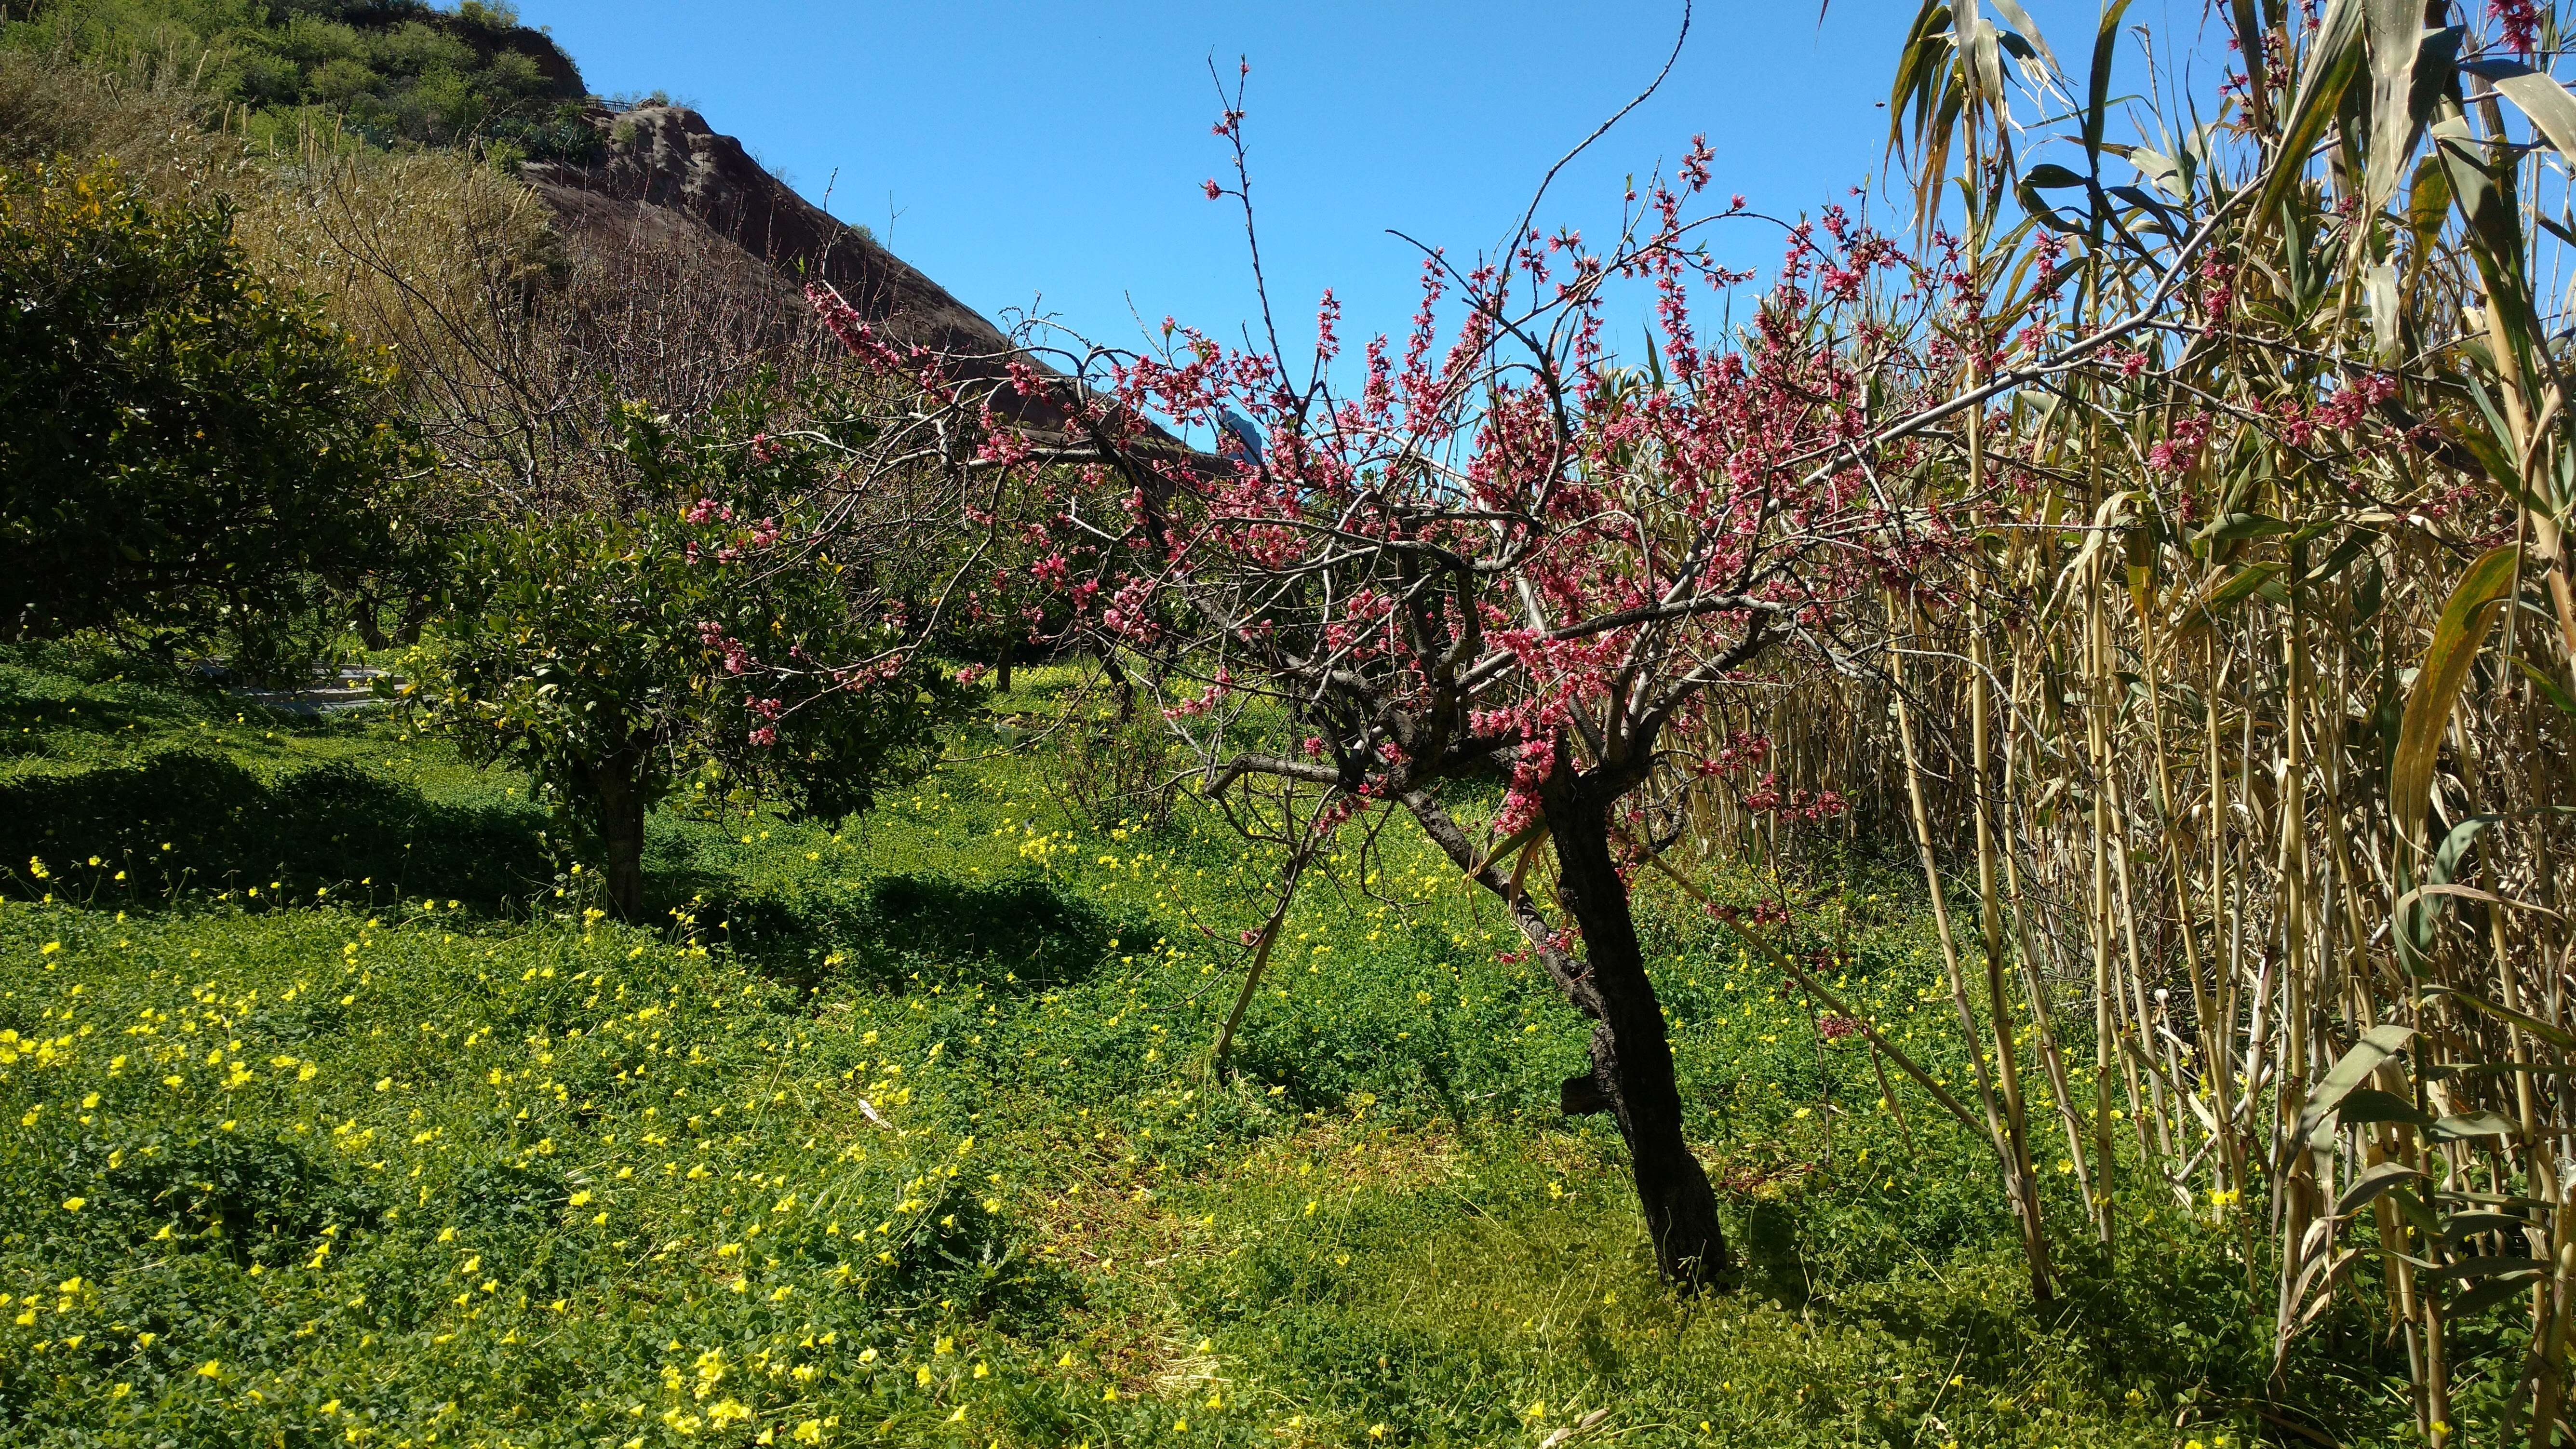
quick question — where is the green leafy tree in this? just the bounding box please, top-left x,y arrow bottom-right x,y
410,396 -> 961,917
0,158 -> 420,676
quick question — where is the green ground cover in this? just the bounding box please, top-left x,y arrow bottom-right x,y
0,647 -> 2398,1447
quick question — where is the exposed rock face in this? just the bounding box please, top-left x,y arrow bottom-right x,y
519,104 -> 1032,401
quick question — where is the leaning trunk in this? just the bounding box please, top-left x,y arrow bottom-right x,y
1549,792 -> 1729,1286
589,761 -> 648,920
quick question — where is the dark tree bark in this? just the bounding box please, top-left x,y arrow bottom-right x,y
354,591 -> 391,652
994,648 -> 1013,696
1545,782 -> 1729,1287
588,760 -> 648,920
1096,647 -> 1137,723
394,591 -> 437,648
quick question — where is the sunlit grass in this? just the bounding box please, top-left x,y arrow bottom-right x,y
0,649 -> 2350,1447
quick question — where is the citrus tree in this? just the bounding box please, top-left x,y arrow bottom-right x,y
0,159 -> 420,676
411,395 -> 961,917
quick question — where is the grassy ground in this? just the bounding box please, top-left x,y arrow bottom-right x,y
0,646 -> 2418,1447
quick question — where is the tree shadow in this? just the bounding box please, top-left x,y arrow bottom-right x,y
0,748 -> 557,909
672,870 -> 1135,995
1699,1195 -> 2411,1446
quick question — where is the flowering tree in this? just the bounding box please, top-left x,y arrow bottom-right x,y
808,71 -> 1991,1283
803,27 -> 2266,1280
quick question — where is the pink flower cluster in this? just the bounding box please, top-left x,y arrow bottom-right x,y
2276,374 -> 2400,447
2148,414 -> 2212,473
697,621 -> 752,675
2491,0 -> 2542,54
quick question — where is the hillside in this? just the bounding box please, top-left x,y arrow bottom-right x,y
518,100 -> 1073,429
0,0 -> 1063,427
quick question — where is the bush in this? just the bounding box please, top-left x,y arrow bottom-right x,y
1040,711 -> 1178,831
0,159 -> 419,678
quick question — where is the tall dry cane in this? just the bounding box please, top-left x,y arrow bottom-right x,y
1998,645 -> 2101,1227
2084,553 -> 2120,1241
1959,279 -> 2058,1281
2132,565 -> 2241,1204
1890,590 -> 2053,1301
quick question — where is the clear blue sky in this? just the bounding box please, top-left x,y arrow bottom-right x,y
512,1 -> 2132,366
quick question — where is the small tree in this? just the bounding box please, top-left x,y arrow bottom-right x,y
411,394 -> 961,916
0,159 -> 419,675
802,69 -> 2053,1284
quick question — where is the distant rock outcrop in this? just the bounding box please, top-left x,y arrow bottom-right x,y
519,103 -> 1050,420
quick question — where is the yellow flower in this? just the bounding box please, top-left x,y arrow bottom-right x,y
197,1360 -> 222,1379
61,1197 -> 85,1211
791,1422 -> 824,1445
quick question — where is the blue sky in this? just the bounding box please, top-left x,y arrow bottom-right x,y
513,1 -> 2172,370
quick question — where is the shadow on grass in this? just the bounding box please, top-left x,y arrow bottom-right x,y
681,870 -> 1139,995
0,748 -> 557,909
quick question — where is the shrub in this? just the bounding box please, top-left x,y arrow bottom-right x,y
0,159 -> 420,678
1039,711 -> 1178,831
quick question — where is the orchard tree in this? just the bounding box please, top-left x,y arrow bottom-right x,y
0,159 -> 421,676
805,54 -> 2180,1284
818,134 -> 1956,1285
409,392 -> 962,917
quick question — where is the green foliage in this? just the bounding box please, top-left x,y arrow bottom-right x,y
409,394 -> 963,913
1,0 -> 602,163
0,651 -> 2423,1446
0,160 -> 418,679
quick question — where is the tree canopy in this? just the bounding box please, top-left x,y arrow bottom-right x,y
0,159 -> 419,676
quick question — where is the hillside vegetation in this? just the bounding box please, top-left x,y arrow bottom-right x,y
3,0 -> 596,162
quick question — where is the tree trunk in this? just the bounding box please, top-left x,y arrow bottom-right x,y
995,649 -> 1014,695
1548,790 -> 1730,1287
1097,647 -> 1137,723
394,590 -> 437,648
354,592 -> 391,652
589,762 -> 648,920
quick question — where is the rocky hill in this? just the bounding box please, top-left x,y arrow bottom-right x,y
518,101 -> 1096,433
522,103 -> 1019,370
